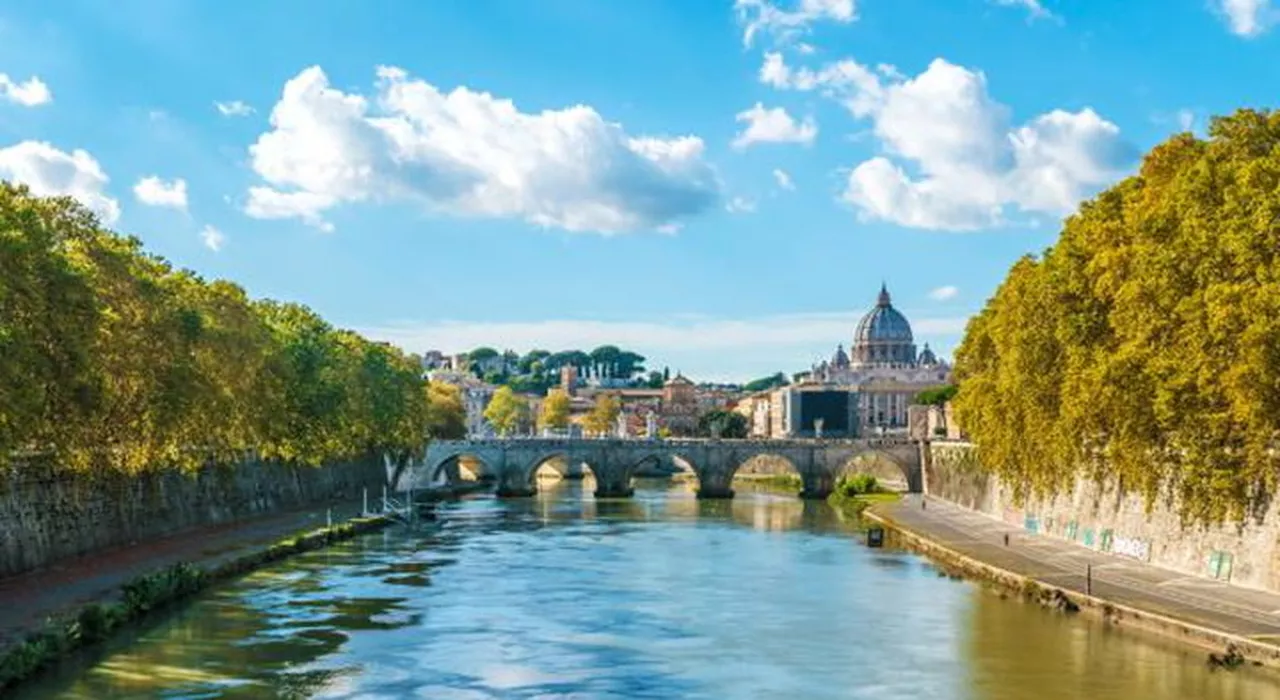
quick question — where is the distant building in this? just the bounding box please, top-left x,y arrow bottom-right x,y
660,374 -> 698,436
805,284 -> 953,433
420,350 -> 447,371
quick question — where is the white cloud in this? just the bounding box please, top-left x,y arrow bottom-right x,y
0,73 -> 51,106
732,103 -> 817,149
992,0 -> 1055,21
133,176 -> 188,210
200,224 -> 225,251
0,141 -> 119,223
1177,109 -> 1196,132
763,53 -> 1135,230
773,168 -> 795,190
215,100 -> 255,117
358,310 -> 967,382
244,65 -> 720,234
725,196 -> 757,213
1216,0 -> 1275,37
734,0 -> 857,47
929,285 -> 958,301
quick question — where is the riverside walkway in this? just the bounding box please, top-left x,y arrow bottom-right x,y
0,500 -> 366,647
873,495 -> 1280,641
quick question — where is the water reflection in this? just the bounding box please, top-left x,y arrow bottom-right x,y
16,480 -> 1280,700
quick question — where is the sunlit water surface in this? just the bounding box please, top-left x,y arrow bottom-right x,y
16,479 -> 1280,699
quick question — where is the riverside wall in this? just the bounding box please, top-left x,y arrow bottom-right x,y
927,441 -> 1280,592
0,456 -> 385,578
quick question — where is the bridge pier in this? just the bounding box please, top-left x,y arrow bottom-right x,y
695,486 -> 735,500
800,471 -> 834,500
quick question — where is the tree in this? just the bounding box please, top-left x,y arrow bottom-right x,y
0,183 -> 437,477
582,393 -> 621,435
663,366 -> 671,381
697,409 -> 748,439
915,385 -> 958,406
425,382 -> 467,440
483,386 -> 527,436
539,389 -> 571,431
744,372 -> 789,393
953,109 -> 1280,525
590,345 -> 621,379
645,370 -> 664,389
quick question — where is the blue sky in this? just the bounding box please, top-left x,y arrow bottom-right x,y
1,0 -> 1278,381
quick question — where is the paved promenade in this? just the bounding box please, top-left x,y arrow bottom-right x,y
875,495 -> 1280,640
0,500 -> 365,647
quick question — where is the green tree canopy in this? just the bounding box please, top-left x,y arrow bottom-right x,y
744,372 -> 789,393
582,393 -> 621,435
483,386 -> 527,436
953,109 -> 1280,525
915,385 -> 958,407
0,182 -> 430,474
697,409 -> 748,439
538,388 -> 572,431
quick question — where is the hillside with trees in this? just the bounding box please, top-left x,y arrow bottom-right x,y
0,183 -> 461,474
952,110 -> 1280,525
461,345 -> 667,394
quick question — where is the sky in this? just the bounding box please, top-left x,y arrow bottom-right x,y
1,0 -> 1278,382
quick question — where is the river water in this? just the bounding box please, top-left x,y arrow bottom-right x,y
16,479 -> 1280,699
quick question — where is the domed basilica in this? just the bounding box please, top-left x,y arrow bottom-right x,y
751,285 -> 952,438
809,284 -> 950,430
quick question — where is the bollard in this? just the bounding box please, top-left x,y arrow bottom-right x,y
1003,533 -> 1010,547
1086,564 -> 1093,596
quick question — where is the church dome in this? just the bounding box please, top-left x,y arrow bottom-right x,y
919,343 -> 938,366
851,284 -> 917,366
854,285 -> 914,344
831,344 -> 850,368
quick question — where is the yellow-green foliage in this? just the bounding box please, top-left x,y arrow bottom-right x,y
0,183 -> 454,472
953,110 -> 1280,524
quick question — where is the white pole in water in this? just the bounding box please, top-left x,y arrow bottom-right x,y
383,485 -> 388,514
326,508 -> 332,529
363,488 -> 369,516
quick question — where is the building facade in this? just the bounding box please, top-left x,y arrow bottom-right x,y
767,284 -> 952,437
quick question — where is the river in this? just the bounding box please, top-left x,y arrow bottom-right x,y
15,479 -> 1280,699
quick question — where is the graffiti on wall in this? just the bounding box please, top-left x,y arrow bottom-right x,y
1110,535 -> 1151,561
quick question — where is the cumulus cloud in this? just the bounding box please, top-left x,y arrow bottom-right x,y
0,73 -> 51,106
200,225 -> 225,251
725,196 -> 757,213
215,100 -> 254,117
133,176 -> 188,210
243,65 -> 720,234
1215,0 -> 1275,37
732,103 -> 817,149
734,0 -> 857,47
929,285 -> 958,301
358,310 -> 966,382
763,52 -> 1136,230
773,168 -> 795,190
0,141 -> 119,223
992,0 -> 1055,21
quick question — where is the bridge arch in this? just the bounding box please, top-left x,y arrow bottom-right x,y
525,451 -> 596,485
429,452 -> 499,486
726,453 -> 804,495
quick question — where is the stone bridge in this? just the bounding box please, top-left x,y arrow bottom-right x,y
397,437 -> 923,499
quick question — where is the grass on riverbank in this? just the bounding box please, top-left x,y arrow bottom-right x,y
827,475 -> 901,516
0,515 -> 391,692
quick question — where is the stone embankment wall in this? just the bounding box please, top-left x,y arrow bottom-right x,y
0,456 -> 385,578
927,442 -> 1280,592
